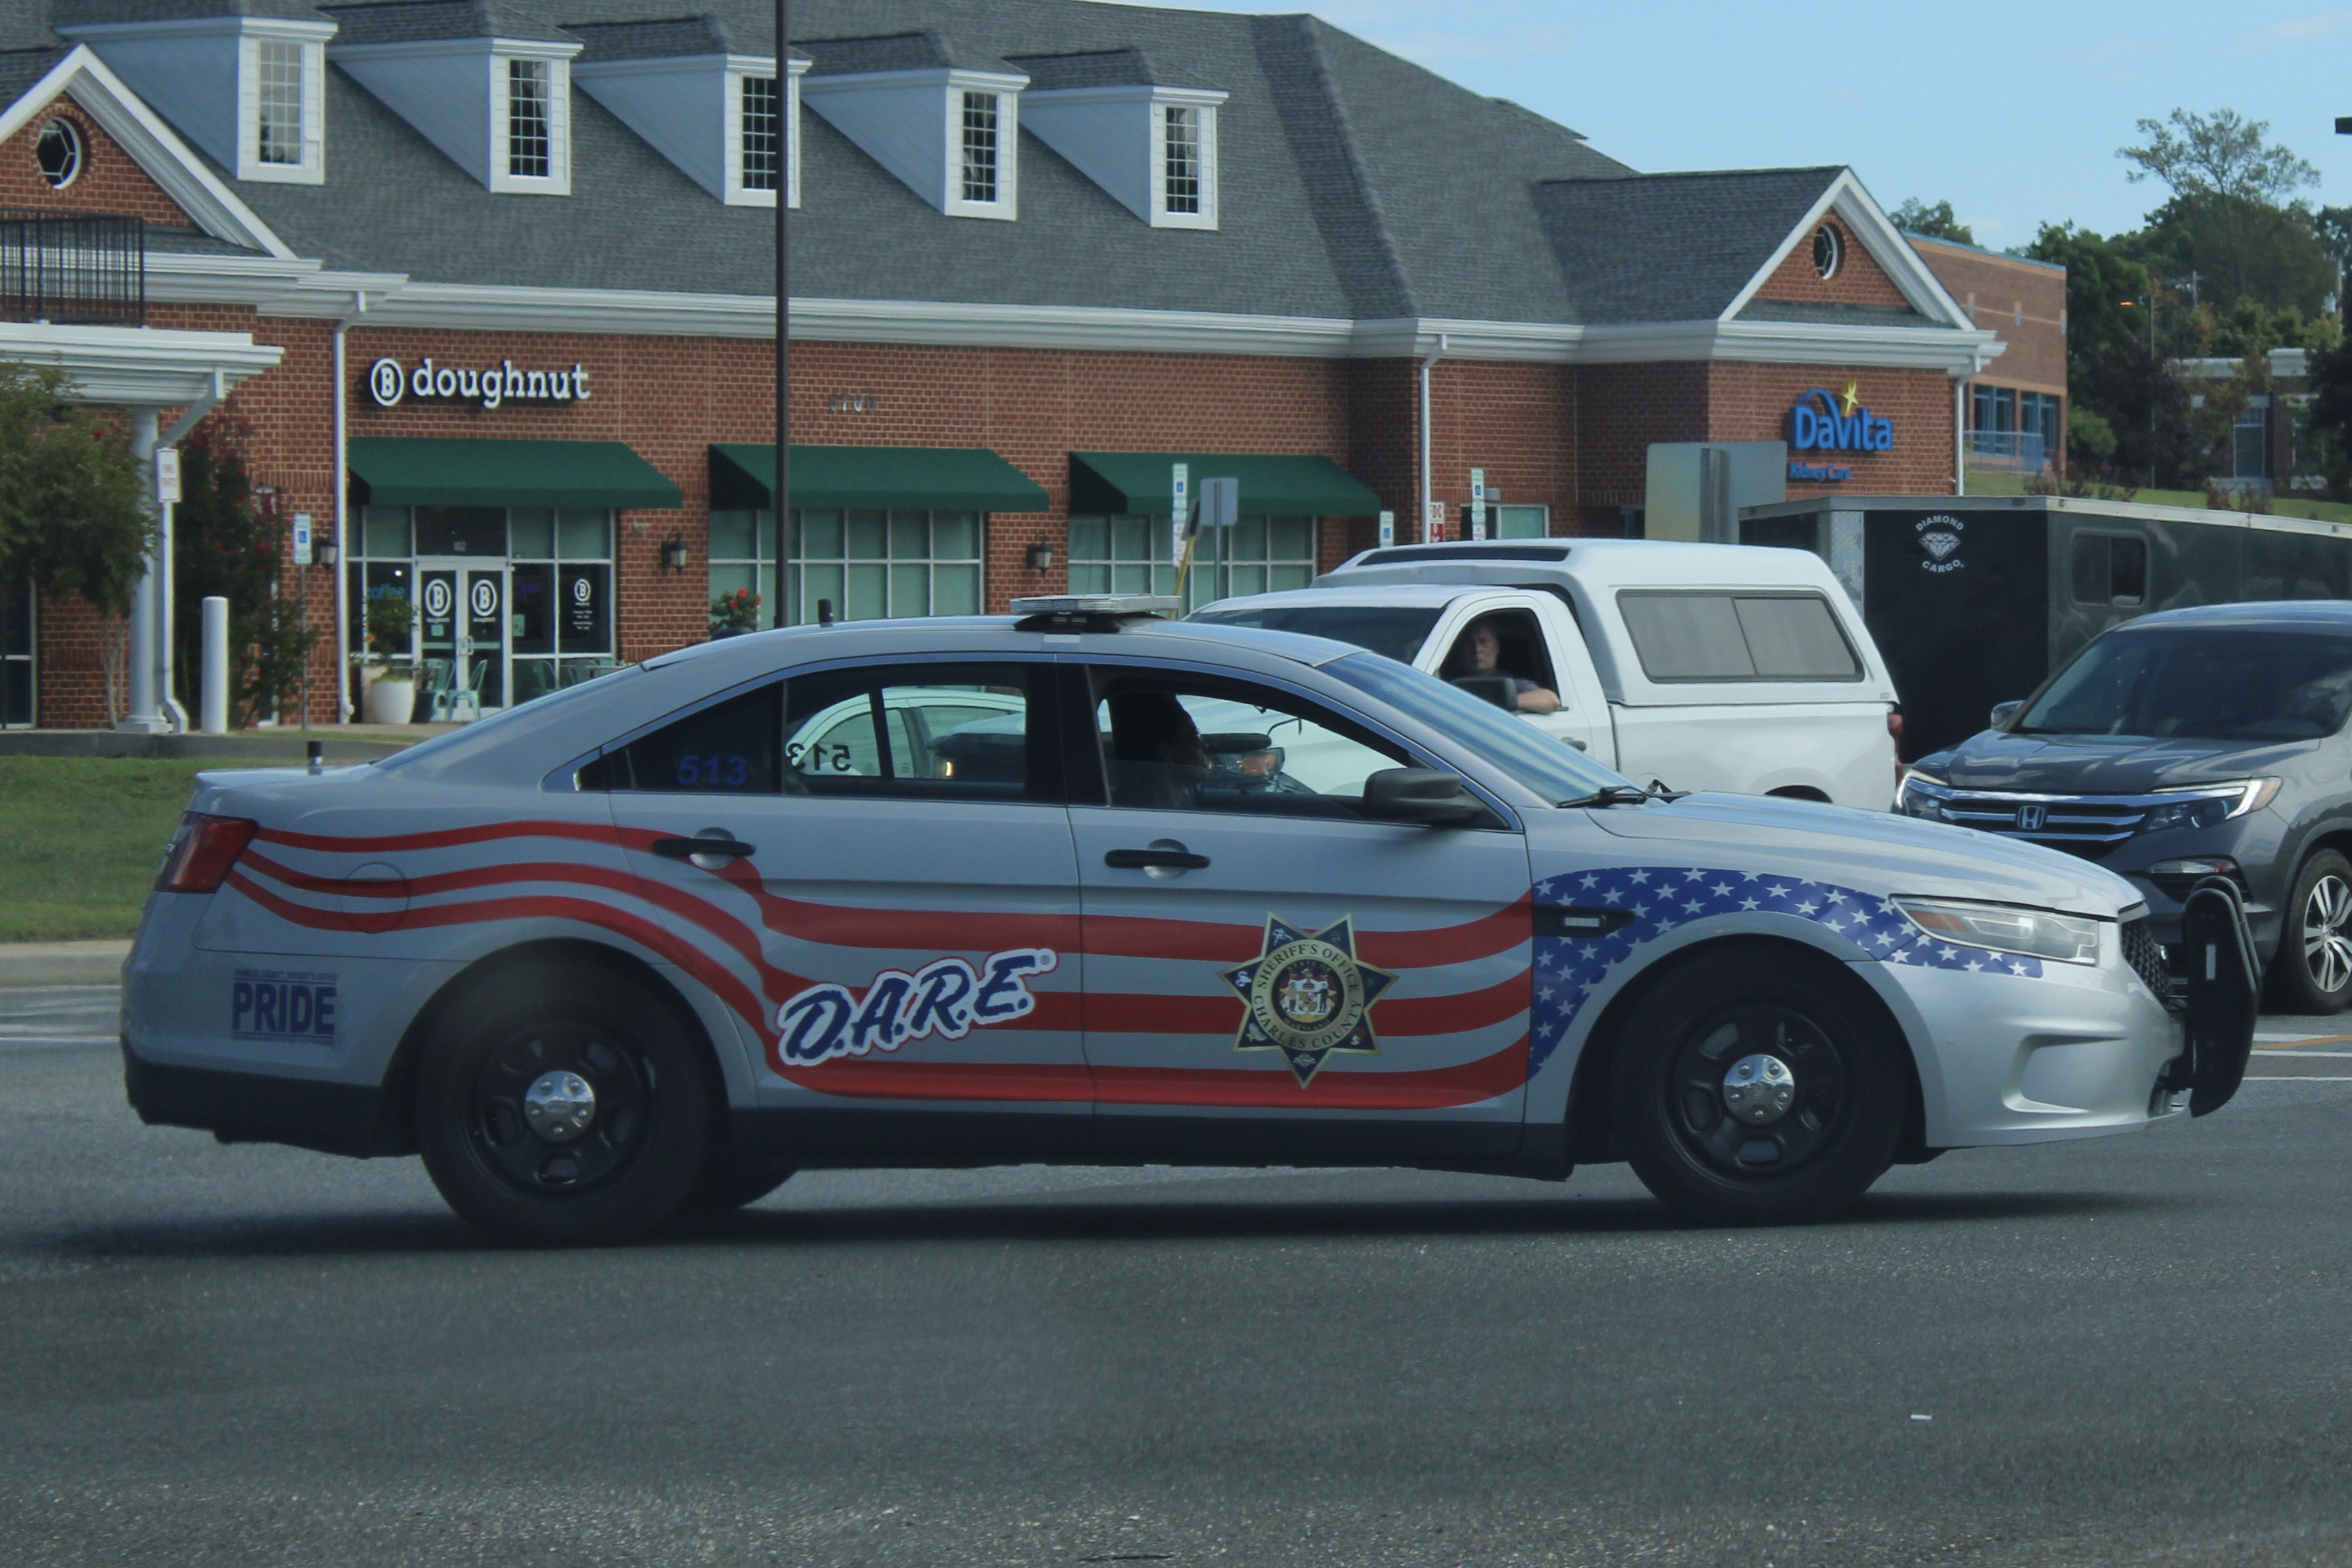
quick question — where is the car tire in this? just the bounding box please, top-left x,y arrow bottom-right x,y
1610,945 -> 1909,1226
2273,850 -> 2352,1015
416,964 -> 715,1246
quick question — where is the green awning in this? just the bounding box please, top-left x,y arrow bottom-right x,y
347,438 -> 682,510
1069,452 -> 1382,517
710,444 -> 1049,512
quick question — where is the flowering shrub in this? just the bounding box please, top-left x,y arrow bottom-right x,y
710,586 -> 762,636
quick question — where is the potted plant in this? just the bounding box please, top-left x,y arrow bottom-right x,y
709,586 -> 762,639
361,588 -> 418,724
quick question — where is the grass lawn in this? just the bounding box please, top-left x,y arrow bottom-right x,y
0,758 -> 280,942
1965,470 -> 2352,524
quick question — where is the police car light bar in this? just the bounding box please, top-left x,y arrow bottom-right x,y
1009,594 -> 1180,631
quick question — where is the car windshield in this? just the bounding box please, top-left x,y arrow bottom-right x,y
1322,651 -> 1632,804
2018,625 -> 2352,742
1189,603 -> 1442,665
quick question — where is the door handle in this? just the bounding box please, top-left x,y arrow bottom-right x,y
651,835 -> 758,860
1105,847 -> 1210,870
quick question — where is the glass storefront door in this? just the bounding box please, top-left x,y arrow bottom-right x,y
416,561 -> 508,717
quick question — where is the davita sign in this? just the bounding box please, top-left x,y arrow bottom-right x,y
1786,382 -> 1891,483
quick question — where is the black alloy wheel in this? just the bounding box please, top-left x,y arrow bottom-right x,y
418,964 -> 715,1245
1611,946 -> 1908,1225
2275,850 -> 2352,1015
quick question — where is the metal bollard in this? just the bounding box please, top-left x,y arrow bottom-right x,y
200,596 -> 229,735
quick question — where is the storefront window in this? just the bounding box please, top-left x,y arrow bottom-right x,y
349,504 -> 614,715
1495,504 -> 1548,540
782,509 -> 983,625
1067,514 -> 1315,610
1,577 -> 31,727
709,508 -> 778,629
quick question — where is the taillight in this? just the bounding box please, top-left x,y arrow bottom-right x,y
1887,710 -> 1904,740
156,813 -> 258,893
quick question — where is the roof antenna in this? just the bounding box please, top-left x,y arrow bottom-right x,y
817,598 -> 835,627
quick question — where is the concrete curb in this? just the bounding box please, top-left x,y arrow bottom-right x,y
0,941 -> 130,988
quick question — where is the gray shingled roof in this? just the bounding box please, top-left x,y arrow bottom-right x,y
321,0 -> 577,47
1537,168 -> 1847,323
3,0 -> 1951,335
53,0 -> 332,24
1005,47 -> 1215,93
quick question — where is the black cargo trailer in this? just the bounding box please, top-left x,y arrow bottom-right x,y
1738,494 -> 2352,759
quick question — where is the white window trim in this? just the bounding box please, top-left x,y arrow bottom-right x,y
1150,92 -> 1220,230
1020,83 -> 1225,230
717,55 -> 802,209
235,24 -> 329,183
945,81 -> 1017,221
491,46 -> 571,195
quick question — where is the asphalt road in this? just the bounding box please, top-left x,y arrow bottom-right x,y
9,985 -> 2352,1568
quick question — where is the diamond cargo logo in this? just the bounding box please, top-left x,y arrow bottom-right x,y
1916,514 -> 1964,573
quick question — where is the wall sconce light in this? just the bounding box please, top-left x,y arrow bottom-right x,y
661,533 -> 688,573
314,537 -> 339,569
1026,541 -> 1055,571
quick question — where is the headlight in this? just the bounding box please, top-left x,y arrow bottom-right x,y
2137,778 -> 2279,835
1895,769 -> 1948,819
1894,897 -> 2102,965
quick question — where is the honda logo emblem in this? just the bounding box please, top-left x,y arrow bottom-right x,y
2017,804 -> 2047,832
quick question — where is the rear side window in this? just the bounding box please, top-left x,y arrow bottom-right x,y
583,663 -> 1051,800
1614,591 -> 1861,682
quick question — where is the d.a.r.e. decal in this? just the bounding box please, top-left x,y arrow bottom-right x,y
776,948 -> 1058,1065
1221,916 -> 1397,1086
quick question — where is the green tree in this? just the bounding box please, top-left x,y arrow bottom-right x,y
0,361 -> 150,618
2024,222 -> 2205,486
170,417 -> 316,726
2117,110 -> 2330,315
1890,197 -> 1974,245
2119,108 -> 2320,204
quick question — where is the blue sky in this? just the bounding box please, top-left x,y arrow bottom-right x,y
1132,0 -> 2352,249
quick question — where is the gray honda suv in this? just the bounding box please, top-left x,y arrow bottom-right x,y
1896,600 -> 2352,1012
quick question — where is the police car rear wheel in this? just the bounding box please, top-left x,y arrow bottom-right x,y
416,969 -> 715,1246
1612,947 -> 1906,1226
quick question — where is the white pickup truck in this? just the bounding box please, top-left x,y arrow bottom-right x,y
1191,539 -> 1902,808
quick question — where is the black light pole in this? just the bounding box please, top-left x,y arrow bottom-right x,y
775,0 -> 789,597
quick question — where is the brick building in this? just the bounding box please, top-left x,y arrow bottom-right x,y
1906,233 -> 2067,479
0,0 -> 2002,729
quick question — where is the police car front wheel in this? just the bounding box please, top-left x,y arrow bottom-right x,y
416,967 -> 717,1246
1610,947 -> 1907,1226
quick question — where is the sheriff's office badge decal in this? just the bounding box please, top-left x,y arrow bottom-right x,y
1220,915 -> 1397,1086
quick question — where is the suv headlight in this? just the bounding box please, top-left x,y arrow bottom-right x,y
1895,769 -> 1948,819
1894,897 -> 2103,965
2138,778 -> 2280,835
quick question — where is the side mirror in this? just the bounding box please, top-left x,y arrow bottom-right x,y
1990,700 -> 2022,730
1450,674 -> 1518,711
1361,767 -> 1489,826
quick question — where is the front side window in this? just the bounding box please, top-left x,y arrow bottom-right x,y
588,663 -> 1047,800
256,40 -> 303,165
1615,591 -> 1861,682
1088,668 -> 1412,820
740,75 -> 780,192
1163,105 -> 1200,214
960,92 -> 998,202
508,59 -> 551,177
1324,653 -> 1626,806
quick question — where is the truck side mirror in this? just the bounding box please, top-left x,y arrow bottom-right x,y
1360,768 -> 1490,826
1450,675 -> 1518,712
1990,700 -> 2022,730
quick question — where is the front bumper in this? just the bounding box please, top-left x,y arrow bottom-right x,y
1872,950 -> 2187,1148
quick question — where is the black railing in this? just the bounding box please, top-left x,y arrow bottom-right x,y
0,209 -> 145,326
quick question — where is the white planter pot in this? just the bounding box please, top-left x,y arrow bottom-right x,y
364,678 -> 416,726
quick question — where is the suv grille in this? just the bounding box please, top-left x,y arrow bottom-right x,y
1931,790 -> 2150,859
2121,915 -> 2171,1000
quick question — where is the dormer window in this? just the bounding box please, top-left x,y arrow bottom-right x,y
256,40 -> 305,166
60,12 -> 332,184
960,92 -> 999,202
1015,52 -> 1224,230
571,25 -> 800,208
1162,105 -> 1200,215
799,34 -> 1024,220
331,13 -> 576,197
507,59 -> 551,177
741,75 -> 780,191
